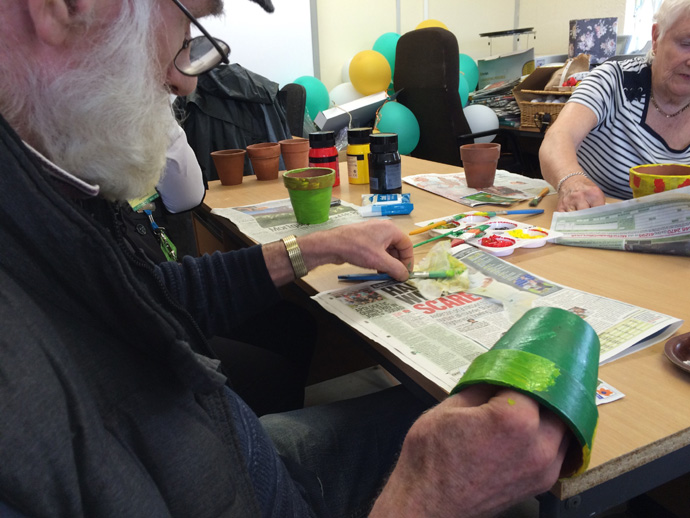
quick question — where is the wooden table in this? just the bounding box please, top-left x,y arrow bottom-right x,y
199,155 -> 690,517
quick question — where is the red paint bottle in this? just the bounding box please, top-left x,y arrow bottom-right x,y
308,131 -> 340,187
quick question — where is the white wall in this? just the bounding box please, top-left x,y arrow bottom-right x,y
315,0 -> 628,90
204,1 -> 638,92
200,0 -> 314,88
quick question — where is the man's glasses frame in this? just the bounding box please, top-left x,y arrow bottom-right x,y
170,0 -> 230,76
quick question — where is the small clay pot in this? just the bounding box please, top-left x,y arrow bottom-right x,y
210,149 -> 246,186
247,142 -> 281,181
283,167 -> 335,225
279,138 -> 310,171
629,163 -> 690,198
460,143 -> 501,188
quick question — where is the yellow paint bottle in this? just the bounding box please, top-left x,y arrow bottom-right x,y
346,127 -> 371,185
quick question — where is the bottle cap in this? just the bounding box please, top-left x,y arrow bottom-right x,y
370,133 -> 398,153
347,127 -> 372,145
309,131 -> 335,148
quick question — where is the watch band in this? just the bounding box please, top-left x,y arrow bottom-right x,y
282,235 -> 308,279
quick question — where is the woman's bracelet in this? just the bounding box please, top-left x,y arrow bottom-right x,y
556,171 -> 588,193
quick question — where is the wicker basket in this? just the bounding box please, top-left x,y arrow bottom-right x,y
513,66 -> 575,128
518,93 -> 570,128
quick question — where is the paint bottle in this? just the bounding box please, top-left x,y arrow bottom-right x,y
308,131 -> 340,187
346,127 -> 371,185
368,133 -> 402,194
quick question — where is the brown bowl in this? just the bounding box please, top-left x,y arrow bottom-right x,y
664,332 -> 690,374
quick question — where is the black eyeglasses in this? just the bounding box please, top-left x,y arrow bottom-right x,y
170,0 -> 230,76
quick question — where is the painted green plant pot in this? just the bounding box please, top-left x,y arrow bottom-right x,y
450,306 -> 600,477
283,167 -> 336,225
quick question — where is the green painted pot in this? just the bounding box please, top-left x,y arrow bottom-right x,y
283,167 -> 336,224
450,306 -> 600,477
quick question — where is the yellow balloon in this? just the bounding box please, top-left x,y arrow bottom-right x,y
415,19 -> 449,31
349,50 -> 392,96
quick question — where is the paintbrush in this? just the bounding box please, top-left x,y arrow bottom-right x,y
413,224 -> 490,248
529,188 -> 550,207
338,270 -> 461,282
409,214 -> 469,235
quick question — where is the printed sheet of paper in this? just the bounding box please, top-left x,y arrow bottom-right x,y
550,186 -> 690,256
211,198 -> 365,244
403,170 -> 553,206
313,244 -> 681,399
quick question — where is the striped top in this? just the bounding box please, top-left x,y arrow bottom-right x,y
568,58 -> 690,199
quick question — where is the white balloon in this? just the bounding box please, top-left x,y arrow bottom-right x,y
463,104 -> 499,143
328,82 -> 364,107
341,56 -> 353,83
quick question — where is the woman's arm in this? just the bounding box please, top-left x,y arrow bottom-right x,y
539,102 -> 607,211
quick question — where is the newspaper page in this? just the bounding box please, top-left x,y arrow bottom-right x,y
312,244 -> 682,398
403,170 -> 553,206
550,186 -> 690,256
211,198 -> 366,244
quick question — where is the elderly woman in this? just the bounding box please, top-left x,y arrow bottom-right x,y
539,0 -> 690,211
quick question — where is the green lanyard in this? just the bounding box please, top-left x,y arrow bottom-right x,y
143,209 -> 178,262
128,190 -> 178,262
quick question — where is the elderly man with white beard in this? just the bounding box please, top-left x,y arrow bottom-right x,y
0,1 -> 569,517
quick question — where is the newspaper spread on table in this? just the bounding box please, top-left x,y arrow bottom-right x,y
211,198 -> 366,244
550,186 -> 690,256
313,244 -> 682,403
403,170 -> 554,206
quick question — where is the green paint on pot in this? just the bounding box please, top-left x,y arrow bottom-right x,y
283,168 -> 335,224
460,350 -> 560,393
450,307 -> 601,478
507,398 -> 515,406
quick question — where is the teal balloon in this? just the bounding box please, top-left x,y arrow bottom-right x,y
376,102 -> 420,155
373,32 -> 401,77
459,75 -> 469,107
293,75 -> 330,120
459,54 -> 479,91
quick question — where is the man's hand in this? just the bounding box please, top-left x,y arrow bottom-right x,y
370,384 -> 569,518
300,220 -> 415,281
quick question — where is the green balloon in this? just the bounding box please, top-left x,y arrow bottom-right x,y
376,102 -> 420,155
459,75 -> 469,107
373,32 -> 401,77
459,54 -> 479,91
293,75 -> 330,120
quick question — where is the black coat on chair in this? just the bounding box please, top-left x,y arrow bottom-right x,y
394,27 -> 472,166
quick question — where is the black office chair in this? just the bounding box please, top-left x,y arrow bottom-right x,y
278,83 -> 307,138
393,27 -> 472,166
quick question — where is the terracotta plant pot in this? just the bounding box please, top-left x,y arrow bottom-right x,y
629,163 -> 690,198
283,167 -> 336,225
247,142 -> 281,181
460,143 -> 501,189
210,149 -> 246,186
279,138 -> 310,171
451,307 -> 600,478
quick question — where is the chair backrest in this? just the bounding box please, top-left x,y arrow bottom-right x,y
393,28 -> 471,166
278,83 -> 307,138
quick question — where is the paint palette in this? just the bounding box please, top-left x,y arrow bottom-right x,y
414,212 -> 562,256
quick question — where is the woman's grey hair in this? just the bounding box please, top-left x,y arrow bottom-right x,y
647,0 -> 690,61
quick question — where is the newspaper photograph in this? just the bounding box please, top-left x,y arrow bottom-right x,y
211,197 -> 366,244
403,170 -> 554,206
550,186 -> 690,256
313,244 -> 682,398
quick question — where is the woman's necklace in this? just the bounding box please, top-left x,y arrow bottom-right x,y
650,93 -> 690,118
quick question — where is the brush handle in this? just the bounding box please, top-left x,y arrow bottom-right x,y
409,220 -> 447,235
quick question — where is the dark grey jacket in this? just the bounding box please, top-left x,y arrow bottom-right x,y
0,114 -> 312,517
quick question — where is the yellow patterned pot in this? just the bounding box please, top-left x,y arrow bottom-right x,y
629,163 -> 690,198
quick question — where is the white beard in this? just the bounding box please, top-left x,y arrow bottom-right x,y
2,1 -> 173,201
